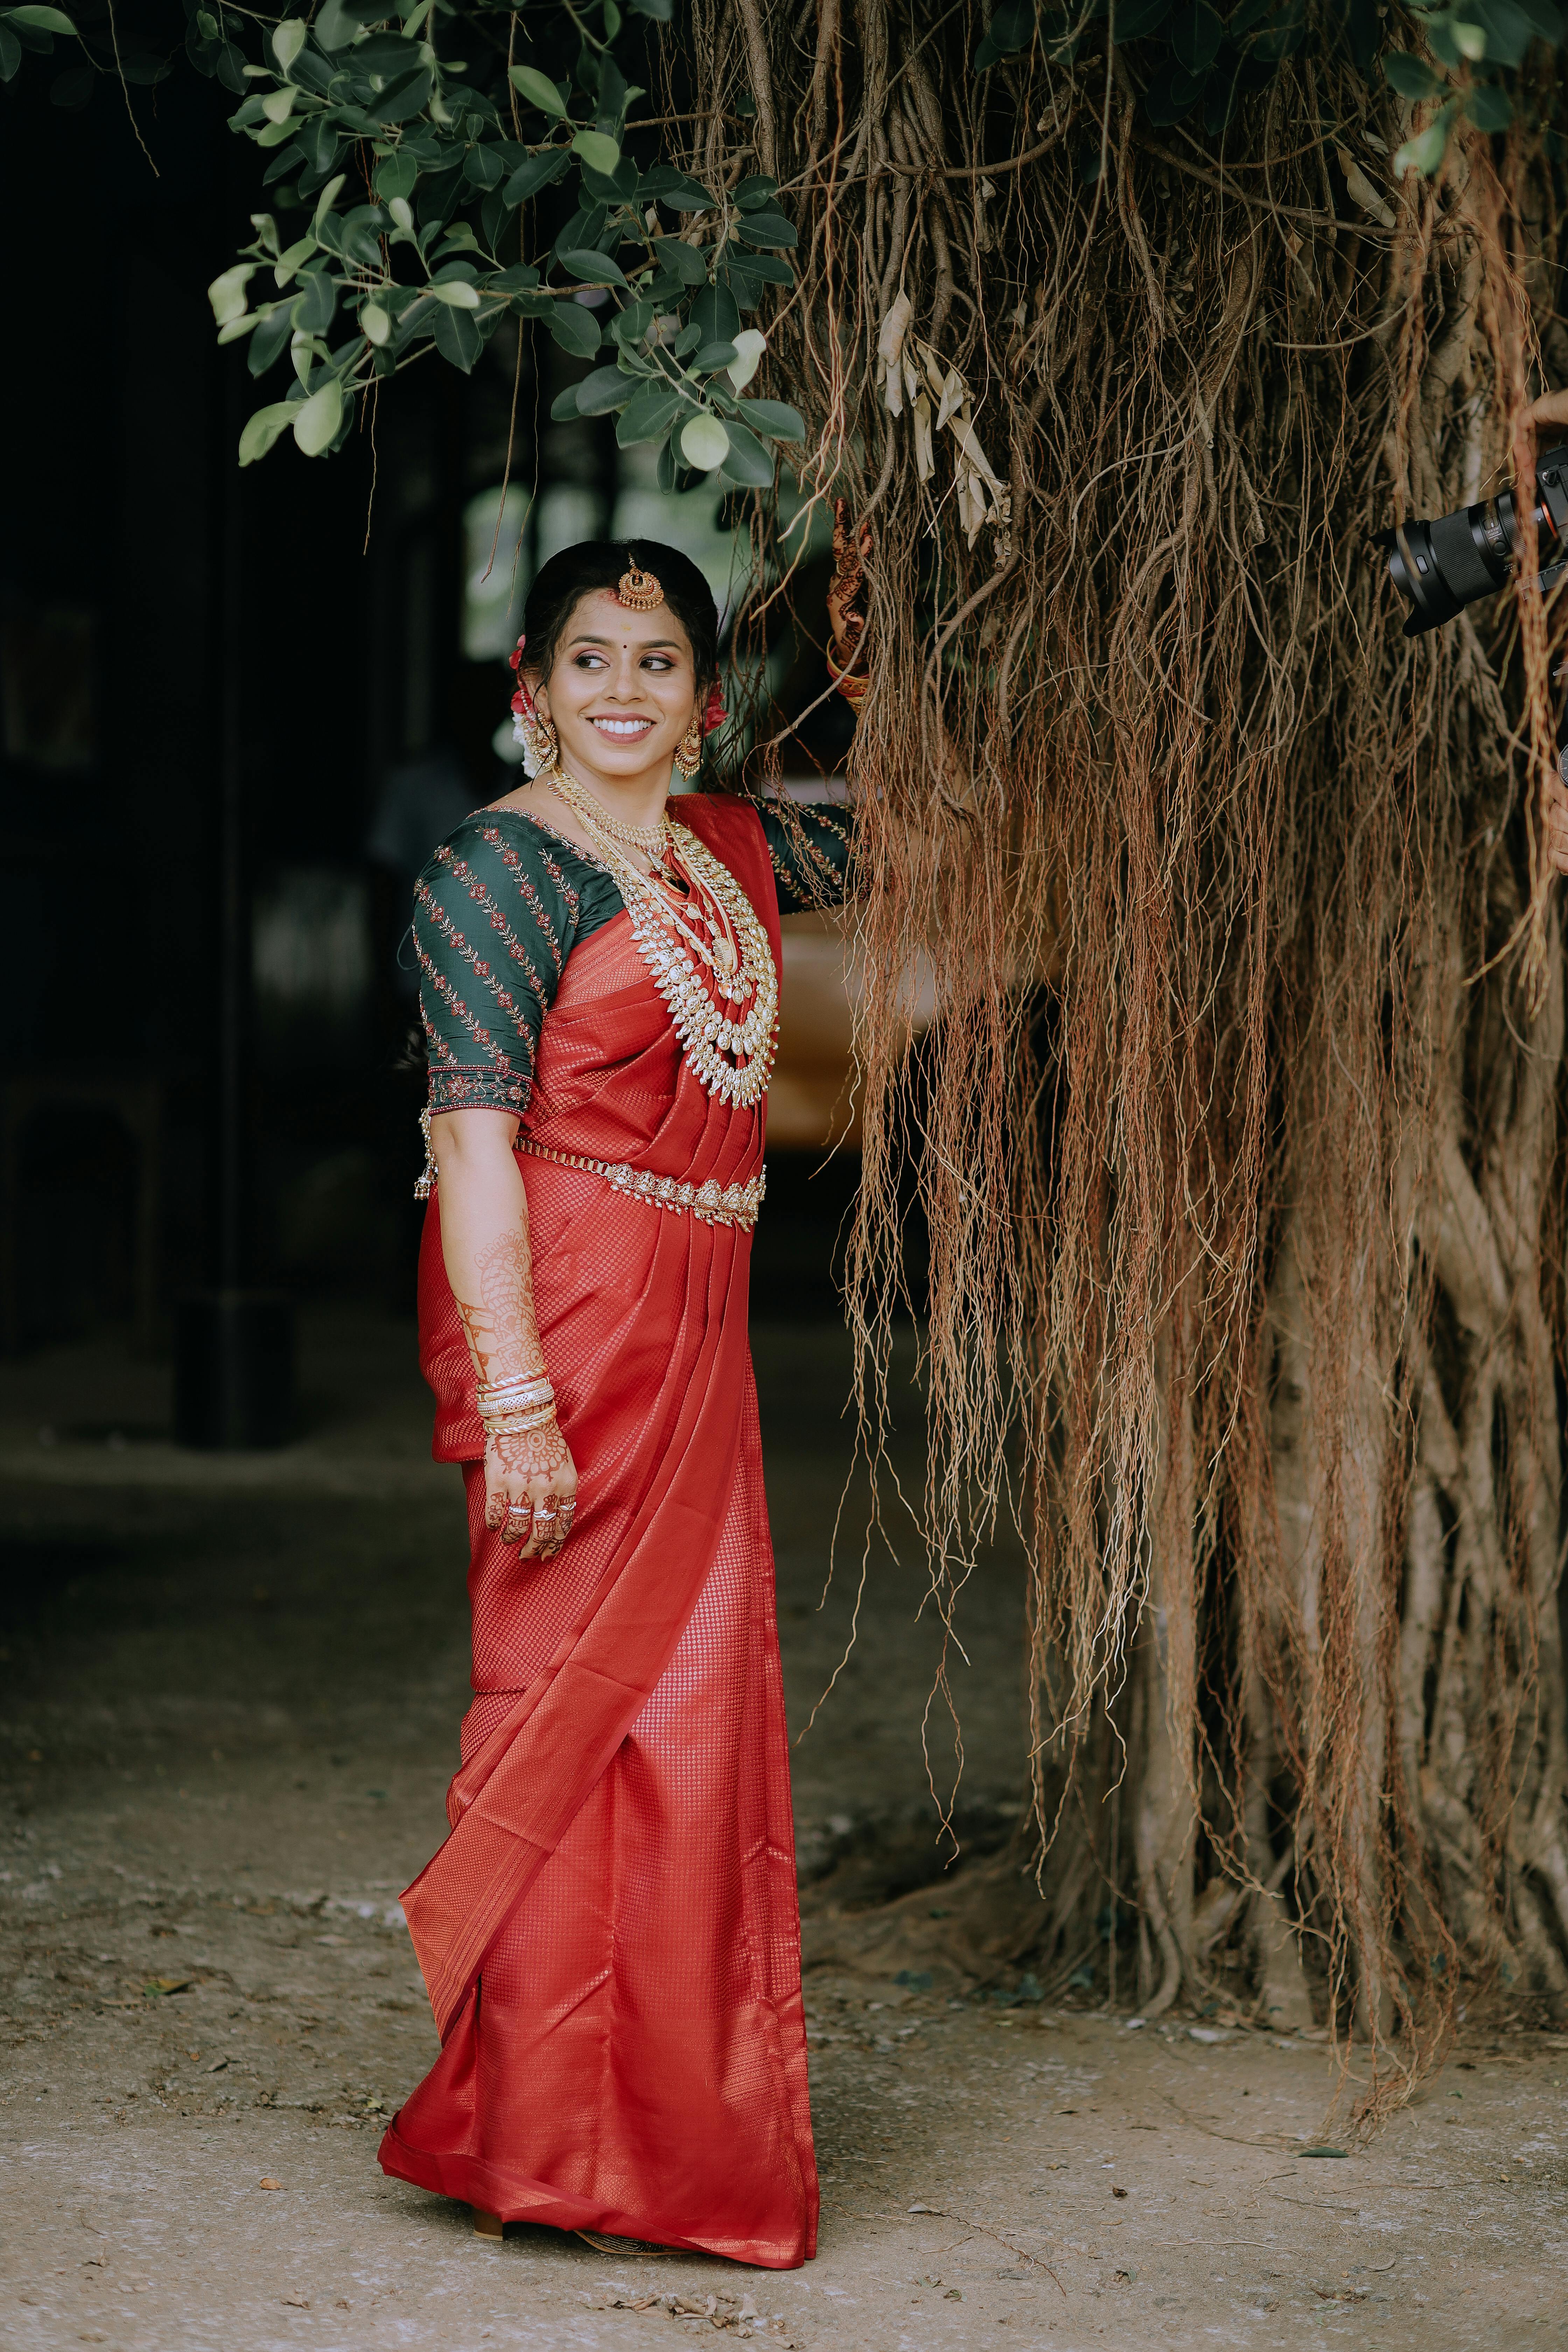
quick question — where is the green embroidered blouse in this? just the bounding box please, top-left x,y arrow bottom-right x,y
414,798 -> 855,1118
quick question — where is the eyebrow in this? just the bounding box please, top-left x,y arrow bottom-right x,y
566,632 -> 685,651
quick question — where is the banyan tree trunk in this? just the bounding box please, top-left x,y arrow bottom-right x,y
676,2 -> 1568,2096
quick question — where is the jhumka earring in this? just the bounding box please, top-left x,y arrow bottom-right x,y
672,713 -> 705,780
520,704 -> 559,774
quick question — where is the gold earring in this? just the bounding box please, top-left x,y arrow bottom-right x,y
672,713 -> 704,780
523,705 -> 559,772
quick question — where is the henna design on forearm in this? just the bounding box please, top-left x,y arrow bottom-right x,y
454,1225 -> 548,1386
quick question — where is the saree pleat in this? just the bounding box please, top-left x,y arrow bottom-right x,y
379,798 -> 819,2269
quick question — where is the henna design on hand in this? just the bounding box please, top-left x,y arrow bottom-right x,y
488,1419 -> 569,1483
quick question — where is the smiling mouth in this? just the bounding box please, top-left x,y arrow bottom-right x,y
589,715 -> 654,740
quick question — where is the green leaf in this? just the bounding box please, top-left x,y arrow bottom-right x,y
503,147 -> 570,205
617,379 -> 689,444
576,362 -> 635,413
734,397 -> 804,443
5,4 -> 77,29
338,203 -> 389,267
509,63 -> 566,113
1394,98 -> 1455,176
610,299 -> 656,345
489,262 -> 541,293
463,143 -> 503,188
973,0 -> 1035,66
654,236 -> 708,287
216,312 -> 262,345
724,251 -> 793,287
691,282 -> 741,345
272,18 -> 307,70
580,151 -> 641,202
1464,80 -> 1512,129
550,383 -> 583,420
293,378 -> 344,456
1514,0 -> 1563,30
432,301 -> 483,369
361,300 -> 391,345
1170,0 -> 1222,70
732,174 -> 779,211
638,164 -> 715,212
431,279 -> 481,308
1109,0 -> 1170,34
260,139 -> 305,186
292,269 -> 337,335
248,306 -> 295,377
726,326 -> 766,389
681,412 -> 730,471
1381,49 -> 1443,96
0,24 -> 20,76
545,300 -> 605,357
208,263 -> 255,326
627,0 -> 673,19
1465,0 -> 1535,64
572,127 -> 622,175
693,340 -> 738,372
1142,61 -> 1206,124
376,150 -> 418,201
558,247 -> 629,288
238,399 -> 297,466
720,421 -> 775,486
373,65 -> 432,124
732,209 -> 797,249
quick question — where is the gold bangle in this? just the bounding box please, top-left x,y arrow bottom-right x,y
477,1377 -> 554,1413
482,1402 -> 559,1437
825,646 -> 869,704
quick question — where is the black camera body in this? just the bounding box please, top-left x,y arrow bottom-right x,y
1385,446 -> 1568,634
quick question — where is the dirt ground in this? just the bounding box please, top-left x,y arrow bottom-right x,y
2,1309 -> 1565,2352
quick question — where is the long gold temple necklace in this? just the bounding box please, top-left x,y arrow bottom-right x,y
547,764 -> 779,1109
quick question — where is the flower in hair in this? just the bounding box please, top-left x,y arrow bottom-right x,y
509,633 -> 527,674
702,682 -> 728,735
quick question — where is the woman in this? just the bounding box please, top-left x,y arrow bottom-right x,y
378,535 -> 863,2268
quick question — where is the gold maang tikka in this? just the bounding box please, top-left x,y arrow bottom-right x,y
617,564 -> 665,611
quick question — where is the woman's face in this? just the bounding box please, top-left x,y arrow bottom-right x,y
532,590 -> 702,782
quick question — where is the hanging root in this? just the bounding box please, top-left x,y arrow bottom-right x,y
682,10 -> 1568,2099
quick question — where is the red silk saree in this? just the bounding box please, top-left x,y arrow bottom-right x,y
379,797 -> 819,2269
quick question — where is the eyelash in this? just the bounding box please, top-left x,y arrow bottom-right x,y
573,652 -> 674,672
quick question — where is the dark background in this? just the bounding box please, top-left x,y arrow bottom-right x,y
0,44 -> 861,1368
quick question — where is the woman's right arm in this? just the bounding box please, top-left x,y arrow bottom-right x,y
430,1111 -> 577,1558
412,821 -> 580,1555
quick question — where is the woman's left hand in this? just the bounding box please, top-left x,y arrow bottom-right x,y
826,497 -> 872,678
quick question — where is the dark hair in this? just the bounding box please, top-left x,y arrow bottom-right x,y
520,539 -> 720,687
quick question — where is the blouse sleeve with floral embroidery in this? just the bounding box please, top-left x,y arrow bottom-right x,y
413,812 -> 611,1118
757,800 -> 858,913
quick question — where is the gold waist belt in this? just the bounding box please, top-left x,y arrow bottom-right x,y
515,1136 -> 765,1231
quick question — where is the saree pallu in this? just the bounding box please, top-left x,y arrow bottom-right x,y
379,797 -> 819,2269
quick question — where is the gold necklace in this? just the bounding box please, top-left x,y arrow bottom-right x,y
550,762 -> 778,1107
549,768 -> 668,861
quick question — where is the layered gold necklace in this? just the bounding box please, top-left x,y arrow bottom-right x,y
548,764 -> 778,1109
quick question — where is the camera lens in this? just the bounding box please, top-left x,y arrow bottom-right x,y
1385,449 -> 1568,635
1386,519 -> 1464,633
